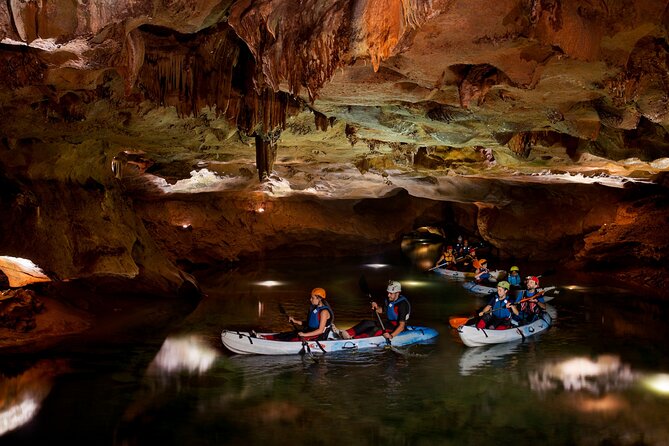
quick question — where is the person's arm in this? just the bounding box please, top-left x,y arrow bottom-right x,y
385,320 -> 406,339
288,316 -> 303,326
298,311 -> 330,338
507,301 -> 519,315
371,301 -> 383,314
478,304 -> 492,316
385,301 -> 409,339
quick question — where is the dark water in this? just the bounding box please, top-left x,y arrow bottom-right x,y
2,249 -> 669,445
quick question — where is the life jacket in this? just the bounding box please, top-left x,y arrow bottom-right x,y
475,267 -> 490,282
508,274 -> 521,286
489,295 -> 512,319
443,252 -> 455,263
305,303 -> 334,332
386,295 -> 411,327
518,289 -> 544,314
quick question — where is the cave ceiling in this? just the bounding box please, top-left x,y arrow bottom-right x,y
1,0 -> 669,200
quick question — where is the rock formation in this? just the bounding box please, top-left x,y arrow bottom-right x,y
1,0 -> 669,322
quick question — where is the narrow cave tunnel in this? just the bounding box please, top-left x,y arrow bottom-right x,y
2,1 -> 669,444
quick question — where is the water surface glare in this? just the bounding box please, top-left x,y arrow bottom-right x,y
1,255 -> 669,445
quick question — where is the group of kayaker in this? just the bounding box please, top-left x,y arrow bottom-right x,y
434,236 -> 482,271
475,276 -> 547,329
259,281 -> 411,342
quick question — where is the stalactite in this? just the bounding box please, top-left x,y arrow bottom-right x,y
508,132 -> 536,158
255,133 -> 278,181
229,0 -> 353,101
8,0 -> 39,43
137,23 -> 300,134
122,29 -> 146,95
458,64 -> 501,109
364,0 -> 439,72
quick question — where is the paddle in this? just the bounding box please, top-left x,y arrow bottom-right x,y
278,303 -> 300,330
278,303 -> 324,356
448,289 -> 552,328
428,257 -> 465,271
358,275 -> 394,347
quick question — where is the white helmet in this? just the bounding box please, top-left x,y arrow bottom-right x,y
387,280 -> 402,293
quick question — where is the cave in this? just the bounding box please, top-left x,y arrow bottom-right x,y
2,1 -> 669,444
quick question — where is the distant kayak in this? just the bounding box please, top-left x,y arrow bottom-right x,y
462,282 -> 557,300
433,267 -> 503,281
221,325 -> 439,355
457,306 -> 555,347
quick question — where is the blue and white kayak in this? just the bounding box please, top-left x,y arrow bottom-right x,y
457,306 -> 555,347
463,282 -> 557,299
221,325 -> 439,355
462,280 -> 499,294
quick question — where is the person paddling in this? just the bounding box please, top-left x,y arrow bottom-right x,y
434,245 -> 456,269
263,288 -> 334,341
475,281 -> 518,329
508,266 -> 522,287
474,259 -> 492,283
514,276 -> 546,323
338,280 -> 411,340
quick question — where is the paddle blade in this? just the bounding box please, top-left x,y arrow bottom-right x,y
277,303 -> 288,315
449,316 -> 470,329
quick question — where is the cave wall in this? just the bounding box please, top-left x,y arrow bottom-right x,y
0,139 -> 193,298
133,188 -> 448,265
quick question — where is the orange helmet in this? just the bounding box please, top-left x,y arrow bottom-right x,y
311,288 -> 327,299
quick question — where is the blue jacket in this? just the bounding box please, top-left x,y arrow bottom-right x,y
306,303 -> 334,331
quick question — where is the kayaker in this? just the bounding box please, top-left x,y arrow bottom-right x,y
514,276 -> 546,323
434,245 -> 456,269
508,266 -> 522,287
462,247 -> 477,269
454,235 -> 464,256
461,239 -> 471,257
476,281 -> 518,329
263,288 -> 334,341
474,259 -> 491,283
338,280 -> 411,340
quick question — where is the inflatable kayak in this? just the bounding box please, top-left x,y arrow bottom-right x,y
462,280 -> 499,294
433,267 -> 503,280
463,282 -> 557,299
221,325 -> 439,355
457,306 -> 555,347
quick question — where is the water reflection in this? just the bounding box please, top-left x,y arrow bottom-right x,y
458,341 -> 522,376
363,263 -> 390,269
0,360 -> 67,437
643,374 -> 669,396
147,335 -> 220,375
400,237 -> 442,271
529,355 -> 637,394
